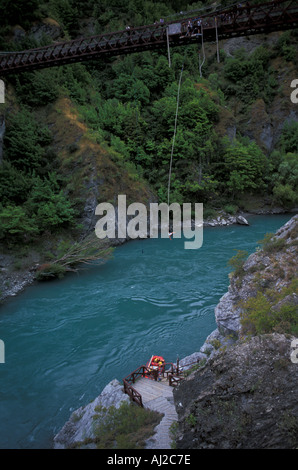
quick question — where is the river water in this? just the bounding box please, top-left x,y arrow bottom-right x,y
0,214 -> 293,448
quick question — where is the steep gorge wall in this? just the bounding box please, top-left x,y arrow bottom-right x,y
173,215 -> 298,449
174,333 -> 298,449
215,214 -> 298,337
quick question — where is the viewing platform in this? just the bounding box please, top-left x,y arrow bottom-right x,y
122,357 -> 195,449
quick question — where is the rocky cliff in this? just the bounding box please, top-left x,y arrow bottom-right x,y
173,214 -> 298,449
174,333 -> 298,449
215,214 -> 298,338
53,379 -> 130,449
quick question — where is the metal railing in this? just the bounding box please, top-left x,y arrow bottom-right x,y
122,359 -> 203,406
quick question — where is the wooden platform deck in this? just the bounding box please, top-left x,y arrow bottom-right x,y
133,376 -> 178,449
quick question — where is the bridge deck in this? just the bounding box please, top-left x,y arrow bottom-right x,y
133,377 -> 178,449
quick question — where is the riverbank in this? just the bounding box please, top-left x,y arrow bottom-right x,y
1,207 -> 293,305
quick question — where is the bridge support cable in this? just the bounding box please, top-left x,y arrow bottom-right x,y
215,16 -> 220,63
166,27 -> 171,68
199,23 -> 205,78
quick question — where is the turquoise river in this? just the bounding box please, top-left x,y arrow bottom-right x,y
0,213 -> 293,448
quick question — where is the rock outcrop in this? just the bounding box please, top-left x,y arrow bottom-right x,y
215,214 -> 298,337
203,212 -> 249,228
12,18 -> 64,44
174,333 -> 298,449
53,379 -> 130,449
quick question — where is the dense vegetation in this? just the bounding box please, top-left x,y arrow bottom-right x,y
0,0 -> 297,246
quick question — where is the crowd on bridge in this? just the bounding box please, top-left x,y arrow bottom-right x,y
124,1 -> 255,41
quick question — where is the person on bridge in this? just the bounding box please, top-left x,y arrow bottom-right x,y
187,20 -> 193,36
194,18 -> 201,35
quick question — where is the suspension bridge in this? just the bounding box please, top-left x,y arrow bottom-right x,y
0,0 -> 297,76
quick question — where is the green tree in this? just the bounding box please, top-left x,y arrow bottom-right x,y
271,152 -> 298,208
13,70 -> 59,107
275,31 -> 297,62
222,140 -> 268,197
49,0 -> 80,37
112,74 -> 150,106
0,162 -> 31,204
26,174 -> 75,231
0,204 -> 38,240
273,183 -> 298,208
278,122 -> 298,153
223,46 -> 277,104
4,109 -> 52,173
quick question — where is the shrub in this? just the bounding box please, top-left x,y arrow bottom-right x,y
257,232 -> 286,253
273,183 -> 298,208
35,263 -> 67,281
204,208 -> 217,219
0,204 -> 38,240
88,402 -> 162,449
224,204 -> 238,215
228,250 -> 249,278
26,175 -> 75,232
240,279 -> 298,336
13,70 -> 59,107
186,413 -> 197,427
275,31 -> 297,62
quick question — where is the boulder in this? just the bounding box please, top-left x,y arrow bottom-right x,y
236,215 -> 249,225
